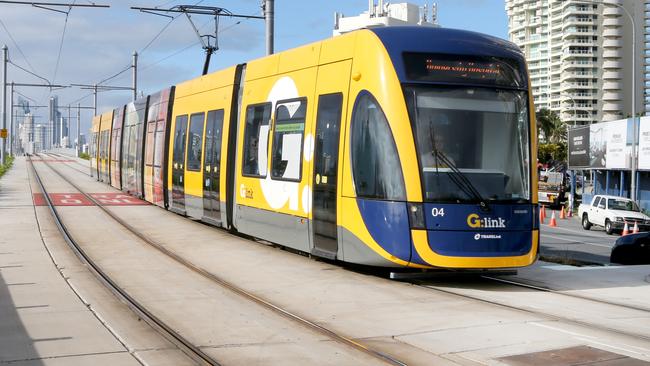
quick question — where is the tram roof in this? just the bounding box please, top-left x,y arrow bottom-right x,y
369,26 -> 527,85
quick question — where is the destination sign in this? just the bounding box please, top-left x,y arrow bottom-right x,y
403,53 -> 525,87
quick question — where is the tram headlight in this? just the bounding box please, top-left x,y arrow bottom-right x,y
408,203 -> 425,230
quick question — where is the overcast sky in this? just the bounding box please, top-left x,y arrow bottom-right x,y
0,0 -> 508,137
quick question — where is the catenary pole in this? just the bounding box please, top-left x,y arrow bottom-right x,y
9,82 -> 13,156
132,51 -> 138,101
2,45 -> 7,165
76,103 -> 80,157
265,0 -> 274,55
93,84 -> 97,116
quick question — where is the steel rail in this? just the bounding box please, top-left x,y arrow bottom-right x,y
43,152 -> 90,175
28,156 -> 220,366
38,154 -> 408,366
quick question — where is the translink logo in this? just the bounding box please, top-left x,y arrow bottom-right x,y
466,213 -> 506,229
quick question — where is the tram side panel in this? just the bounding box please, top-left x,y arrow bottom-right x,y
233,45 -> 320,253
338,30 -> 417,267
144,87 -> 174,208
122,97 -> 149,198
309,60 -> 353,259
98,111 -> 114,185
110,106 -> 125,190
90,115 -> 101,178
167,67 -> 238,221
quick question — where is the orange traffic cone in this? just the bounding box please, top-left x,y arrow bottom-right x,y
633,221 -> 639,234
541,205 -> 546,221
567,208 -> 573,218
622,221 -> 630,236
560,206 -> 566,219
549,211 -> 557,227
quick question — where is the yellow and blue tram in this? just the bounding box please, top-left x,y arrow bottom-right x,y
90,27 -> 539,269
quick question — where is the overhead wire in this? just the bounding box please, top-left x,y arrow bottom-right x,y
8,59 -> 52,86
90,0 -> 204,88
51,4 -> 72,85
0,16 -> 37,74
140,17 -> 246,72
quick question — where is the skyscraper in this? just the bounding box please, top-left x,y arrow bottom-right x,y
505,0 -> 648,125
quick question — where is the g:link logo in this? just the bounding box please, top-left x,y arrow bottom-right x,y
466,213 -> 506,229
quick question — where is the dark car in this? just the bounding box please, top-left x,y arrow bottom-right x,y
611,233 -> 650,265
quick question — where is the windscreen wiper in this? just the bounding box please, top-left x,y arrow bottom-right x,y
429,121 -> 490,212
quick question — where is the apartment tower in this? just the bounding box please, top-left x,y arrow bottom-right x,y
505,0 -> 649,125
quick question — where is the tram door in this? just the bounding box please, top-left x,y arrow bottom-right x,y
202,110 -> 224,223
312,93 -> 343,257
171,115 -> 188,213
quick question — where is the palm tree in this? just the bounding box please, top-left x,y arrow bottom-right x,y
536,108 -> 565,144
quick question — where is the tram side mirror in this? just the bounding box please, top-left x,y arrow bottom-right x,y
610,234 -> 650,265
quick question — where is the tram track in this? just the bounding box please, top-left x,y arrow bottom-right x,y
38,152 -> 650,361
27,156 -> 219,366
32,153 -> 407,366
42,152 -> 91,176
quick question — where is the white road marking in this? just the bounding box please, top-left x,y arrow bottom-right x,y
532,324 -> 648,356
541,223 -> 612,238
576,337 -> 648,356
540,233 -> 613,249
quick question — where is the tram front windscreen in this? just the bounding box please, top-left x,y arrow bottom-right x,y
405,85 -> 531,203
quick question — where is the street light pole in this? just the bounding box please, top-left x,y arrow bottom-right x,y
578,0 -> 636,201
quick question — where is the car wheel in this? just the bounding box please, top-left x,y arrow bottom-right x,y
582,214 -> 591,230
605,219 -> 614,235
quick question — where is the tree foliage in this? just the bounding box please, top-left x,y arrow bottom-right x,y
538,143 -> 566,164
536,108 -> 566,144
536,109 -> 567,164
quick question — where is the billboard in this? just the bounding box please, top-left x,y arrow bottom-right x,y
568,126 -> 590,168
637,117 -> 650,170
567,118 -> 639,170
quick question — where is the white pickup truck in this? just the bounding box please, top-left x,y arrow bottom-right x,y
578,195 -> 650,235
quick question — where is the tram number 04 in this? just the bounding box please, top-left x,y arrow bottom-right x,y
431,208 -> 445,217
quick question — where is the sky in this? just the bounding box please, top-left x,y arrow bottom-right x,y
0,0 -> 509,137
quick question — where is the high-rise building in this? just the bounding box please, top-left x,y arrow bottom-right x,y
59,116 -> 69,147
48,96 -> 63,148
505,0 -> 648,125
334,1 -> 438,36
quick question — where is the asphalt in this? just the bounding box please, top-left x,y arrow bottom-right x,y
540,212 -> 620,265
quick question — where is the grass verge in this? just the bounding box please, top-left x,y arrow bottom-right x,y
0,155 -> 15,179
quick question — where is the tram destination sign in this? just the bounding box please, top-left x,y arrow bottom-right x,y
403,53 -> 525,87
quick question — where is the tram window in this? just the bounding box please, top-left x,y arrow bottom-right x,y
350,92 -> 406,201
172,115 -> 188,167
153,122 -> 165,169
187,113 -> 205,172
271,98 -> 306,181
242,103 -> 272,177
145,122 -> 156,166
204,109 -> 225,172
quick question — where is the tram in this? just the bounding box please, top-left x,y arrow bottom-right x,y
90,27 -> 539,269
